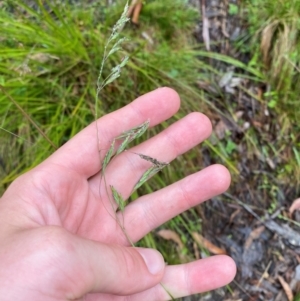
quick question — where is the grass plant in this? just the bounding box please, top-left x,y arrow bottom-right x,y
244,0 -> 300,191
246,0 -> 300,121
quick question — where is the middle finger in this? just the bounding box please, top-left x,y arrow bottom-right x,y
89,112 -> 211,206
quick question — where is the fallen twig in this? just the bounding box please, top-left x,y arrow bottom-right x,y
127,0 -> 143,24
200,0 -> 210,51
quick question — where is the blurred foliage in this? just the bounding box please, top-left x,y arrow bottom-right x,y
246,0 -> 300,123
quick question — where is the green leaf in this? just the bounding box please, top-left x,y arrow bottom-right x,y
229,4 -> 238,15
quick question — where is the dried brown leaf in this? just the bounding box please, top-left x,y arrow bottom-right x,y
278,275 -> 293,301
29,53 -> 59,63
127,0 -> 138,17
215,119 -> 229,140
266,157 -> 276,170
193,241 -> 200,260
157,229 -> 184,251
261,21 -> 279,65
192,232 -> 226,255
132,2 -> 142,24
235,110 -> 244,119
244,226 -> 265,249
229,208 -> 241,224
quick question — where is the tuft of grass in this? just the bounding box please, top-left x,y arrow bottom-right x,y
246,0 -> 300,122
241,0 -> 300,192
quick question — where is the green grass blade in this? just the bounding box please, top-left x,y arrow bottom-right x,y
0,85 -> 57,150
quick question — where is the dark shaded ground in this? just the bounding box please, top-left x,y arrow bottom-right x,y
186,0 -> 300,300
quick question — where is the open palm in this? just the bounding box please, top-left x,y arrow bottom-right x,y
0,88 -> 236,301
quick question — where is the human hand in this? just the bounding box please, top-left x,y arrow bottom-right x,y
0,88 -> 236,300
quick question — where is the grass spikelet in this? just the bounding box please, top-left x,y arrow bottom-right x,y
108,2 -> 130,43
134,119 -> 150,139
116,135 -> 131,155
133,153 -> 169,190
102,139 -> 115,174
134,166 -> 156,190
134,152 -> 169,168
110,185 -> 126,212
134,164 -> 167,190
116,120 -> 150,140
115,120 -> 150,155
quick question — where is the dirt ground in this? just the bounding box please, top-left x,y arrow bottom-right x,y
186,0 -> 300,300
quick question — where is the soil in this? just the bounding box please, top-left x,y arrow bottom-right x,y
186,0 -> 300,300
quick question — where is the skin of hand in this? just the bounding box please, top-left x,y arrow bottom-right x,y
0,88 -> 236,301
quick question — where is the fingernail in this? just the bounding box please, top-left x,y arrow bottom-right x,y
137,248 -> 164,275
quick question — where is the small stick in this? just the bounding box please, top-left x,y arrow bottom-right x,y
127,0 -> 139,18
132,2 -> 143,24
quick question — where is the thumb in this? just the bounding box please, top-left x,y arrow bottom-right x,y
61,230 -> 165,297
0,227 -> 165,300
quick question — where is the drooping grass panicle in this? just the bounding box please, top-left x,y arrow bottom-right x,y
95,3 -> 130,207
94,5 -> 174,299
96,0 -> 131,180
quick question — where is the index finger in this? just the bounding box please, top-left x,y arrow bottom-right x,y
43,88 -> 180,178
